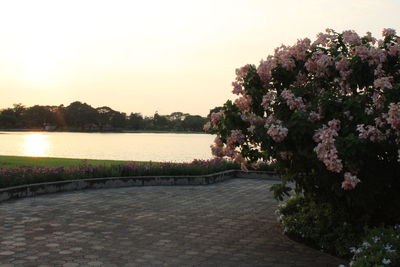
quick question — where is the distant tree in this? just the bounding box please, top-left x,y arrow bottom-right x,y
111,112 -> 126,129
0,101 -> 208,132
182,115 -> 207,131
64,101 -> 98,129
128,113 -> 144,130
22,105 -> 54,128
153,112 -> 169,130
0,108 -> 17,128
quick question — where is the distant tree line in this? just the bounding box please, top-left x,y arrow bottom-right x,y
0,101 -> 208,132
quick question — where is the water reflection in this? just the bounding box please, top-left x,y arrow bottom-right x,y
0,131 -> 213,161
22,133 -> 49,157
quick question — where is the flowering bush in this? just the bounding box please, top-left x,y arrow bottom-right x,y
348,225 -> 400,267
210,29 -> 400,224
0,159 -> 272,188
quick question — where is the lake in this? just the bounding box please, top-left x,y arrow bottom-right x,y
0,131 -> 215,162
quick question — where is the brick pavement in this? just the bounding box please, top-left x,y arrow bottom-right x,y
0,179 -> 346,266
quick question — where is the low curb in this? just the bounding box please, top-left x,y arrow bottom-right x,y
0,170 -> 279,203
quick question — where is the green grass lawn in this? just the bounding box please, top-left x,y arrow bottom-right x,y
0,155 -> 131,168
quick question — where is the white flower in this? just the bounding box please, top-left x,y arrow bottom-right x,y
384,244 -> 396,253
372,236 -> 380,243
382,258 -> 391,265
362,242 -> 371,248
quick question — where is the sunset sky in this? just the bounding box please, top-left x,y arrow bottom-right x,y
0,0 -> 399,116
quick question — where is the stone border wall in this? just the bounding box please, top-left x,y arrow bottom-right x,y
0,170 -> 278,203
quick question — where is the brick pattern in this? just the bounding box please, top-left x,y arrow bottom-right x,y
0,179 -> 346,266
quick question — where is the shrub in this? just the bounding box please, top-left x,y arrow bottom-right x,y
349,225 -> 400,267
210,28 -> 400,225
276,194 -> 362,258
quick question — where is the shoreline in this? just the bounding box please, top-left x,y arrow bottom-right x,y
0,129 -> 209,134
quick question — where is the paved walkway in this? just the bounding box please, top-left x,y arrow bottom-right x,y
0,179 -> 346,267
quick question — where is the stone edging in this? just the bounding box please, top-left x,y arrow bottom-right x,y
0,170 -> 279,203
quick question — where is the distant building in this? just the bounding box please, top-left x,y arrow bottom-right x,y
43,123 -> 57,131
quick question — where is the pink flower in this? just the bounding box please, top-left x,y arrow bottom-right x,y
235,64 -> 252,81
261,90 -> 277,110
313,29 -> 338,47
305,51 -> 334,77
257,56 -> 276,85
382,28 -> 396,37
234,95 -> 252,112
356,124 -> 386,142
342,172 -> 361,190
309,111 -> 322,122
211,111 -> 224,126
294,72 -> 308,86
241,113 -> 265,126
372,92 -> 385,110
374,77 -> 393,90
231,64 -> 253,95
227,130 -> 245,145
267,124 -> 288,142
387,102 -> 400,129
231,81 -> 243,95
274,45 -> 296,71
281,89 -> 306,111
290,38 -> 311,61
214,136 -> 224,147
388,44 -> 400,57
211,145 -> 224,157
364,32 -> 376,45
313,119 -> 343,173
335,57 -> 352,79
374,64 -> 385,77
353,46 -> 386,65
342,30 -> 361,45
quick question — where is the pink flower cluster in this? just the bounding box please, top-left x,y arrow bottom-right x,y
234,95 -> 252,112
372,92 -> 385,110
215,28 -> 400,192
383,28 -> 397,37
353,46 -> 386,66
267,123 -> 288,142
257,56 -> 276,85
356,124 -> 386,142
210,111 -> 224,126
305,51 -> 334,77
335,57 -> 352,79
261,90 -> 277,110
232,64 -> 253,95
387,102 -> 400,129
374,77 -> 393,90
241,113 -> 265,126
388,42 -> 400,57
342,30 -> 361,45
211,136 -> 225,157
280,90 -> 306,111
342,172 -> 361,190
227,130 -> 245,146
309,111 -> 322,122
313,28 -> 337,47
313,119 -> 343,173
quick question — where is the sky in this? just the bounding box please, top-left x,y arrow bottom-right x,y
0,0 -> 399,116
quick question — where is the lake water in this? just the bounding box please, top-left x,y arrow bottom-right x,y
0,131 -> 215,162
